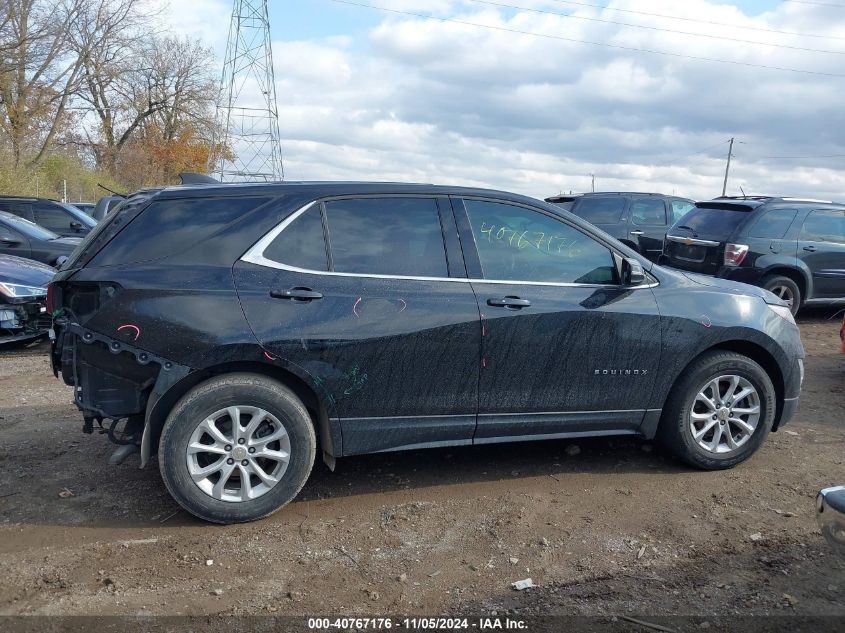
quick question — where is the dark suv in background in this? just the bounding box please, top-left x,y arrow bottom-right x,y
0,196 -> 96,237
546,192 -> 695,261
49,181 -> 803,524
662,197 -> 845,314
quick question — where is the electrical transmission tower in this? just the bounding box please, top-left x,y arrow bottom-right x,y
214,0 -> 284,181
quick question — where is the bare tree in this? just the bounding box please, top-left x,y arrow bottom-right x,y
0,0 -> 89,167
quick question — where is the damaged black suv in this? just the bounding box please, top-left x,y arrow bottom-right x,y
50,182 -> 804,524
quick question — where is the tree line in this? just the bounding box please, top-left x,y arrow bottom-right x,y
0,0 -> 225,199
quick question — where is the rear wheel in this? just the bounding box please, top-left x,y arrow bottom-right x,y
763,275 -> 801,316
159,373 -> 316,524
658,351 -> 776,470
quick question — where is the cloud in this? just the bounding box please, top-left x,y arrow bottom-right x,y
206,0 -> 845,200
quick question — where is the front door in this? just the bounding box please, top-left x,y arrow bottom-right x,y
0,222 -> 31,259
234,195 -> 481,456
798,208 -> 845,299
453,197 -> 662,442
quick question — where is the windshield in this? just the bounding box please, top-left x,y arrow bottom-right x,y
58,202 -> 97,227
673,205 -> 751,237
571,197 -> 626,224
0,212 -> 59,240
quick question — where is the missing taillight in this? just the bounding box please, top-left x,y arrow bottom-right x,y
46,283 -> 54,313
724,243 -> 749,267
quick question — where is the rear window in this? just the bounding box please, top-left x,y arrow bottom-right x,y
571,197 -> 625,224
673,205 -> 751,237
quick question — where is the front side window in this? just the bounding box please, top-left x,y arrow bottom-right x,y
263,205 -> 328,271
800,209 -> 845,244
631,198 -> 667,225
746,208 -> 797,239
32,204 -> 72,231
0,212 -> 58,240
323,197 -> 448,277
463,199 -> 616,284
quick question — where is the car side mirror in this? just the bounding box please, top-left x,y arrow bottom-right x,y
55,255 -> 68,267
817,486 -> 845,556
621,257 -> 645,286
70,221 -> 83,230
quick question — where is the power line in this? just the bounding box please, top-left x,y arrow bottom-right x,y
755,153 -> 845,159
467,0 -> 845,55
651,140 -> 732,167
331,0 -> 845,77
546,0 -> 845,41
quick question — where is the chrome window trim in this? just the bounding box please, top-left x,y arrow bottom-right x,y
240,199 -> 658,290
665,234 -> 721,247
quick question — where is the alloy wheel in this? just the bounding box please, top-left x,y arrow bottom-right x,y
689,375 -> 761,454
769,284 -> 795,308
186,405 -> 290,502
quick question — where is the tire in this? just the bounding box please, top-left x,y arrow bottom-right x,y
763,274 -> 801,316
158,373 -> 316,524
658,351 -> 776,470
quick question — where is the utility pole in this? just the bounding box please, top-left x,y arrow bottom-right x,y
590,173 -> 595,193
721,137 -> 734,197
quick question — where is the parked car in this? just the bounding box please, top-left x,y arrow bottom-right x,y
0,211 -> 82,266
49,182 -> 803,523
91,195 -> 123,221
817,485 -> 845,555
0,196 -> 96,237
71,202 -> 96,215
0,254 -> 53,346
546,192 -> 695,262
661,196 -> 845,315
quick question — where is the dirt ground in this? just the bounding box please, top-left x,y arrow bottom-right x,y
0,309 -> 843,624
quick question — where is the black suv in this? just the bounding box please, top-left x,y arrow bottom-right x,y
662,197 -> 845,314
0,196 -> 96,237
49,182 -> 803,523
546,192 -> 695,261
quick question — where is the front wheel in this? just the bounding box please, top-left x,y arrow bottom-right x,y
159,373 -> 316,524
658,351 -> 776,470
763,275 -> 801,316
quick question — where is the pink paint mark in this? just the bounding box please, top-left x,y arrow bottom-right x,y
481,323 -> 486,337
398,299 -> 407,313
700,315 -> 712,328
481,356 -> 487,368
263,351 -> 277,361
116,324 -> 140,341
352,297 -> 362,318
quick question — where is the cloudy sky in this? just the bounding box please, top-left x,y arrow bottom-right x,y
164,0 -> 845,201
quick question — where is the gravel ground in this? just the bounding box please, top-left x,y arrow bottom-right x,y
0,309 -> 843,622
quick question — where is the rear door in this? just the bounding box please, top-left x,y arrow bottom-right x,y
628,197 -> 669,260
234,195 -> 481,456
798,208 -> 845,298
31,201 -> 84,237
453,196 -> 662,443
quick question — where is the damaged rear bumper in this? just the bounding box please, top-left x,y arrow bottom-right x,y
52,319 -> 190,466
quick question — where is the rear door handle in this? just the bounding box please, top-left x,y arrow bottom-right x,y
803,245 -> 817,252
270,287 -> 323,301
487,296 -> 531,309
630,230 -> 644,236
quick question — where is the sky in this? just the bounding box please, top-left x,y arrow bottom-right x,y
162,0 -> 845,201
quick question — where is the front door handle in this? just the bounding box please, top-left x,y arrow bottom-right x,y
270,287 -> 323,301
630,230 -> 644,236
803,245 -> 817,252
487,296 -> 531,309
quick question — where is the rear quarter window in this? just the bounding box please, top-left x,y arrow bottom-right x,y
745,208 -> 798,239
89,196 -> 271,266
571,197 -> 626,224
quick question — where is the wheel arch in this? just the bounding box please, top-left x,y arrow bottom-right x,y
763,265 -> 811,303
141,360 -> 340,468
649,340 -> 786,438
